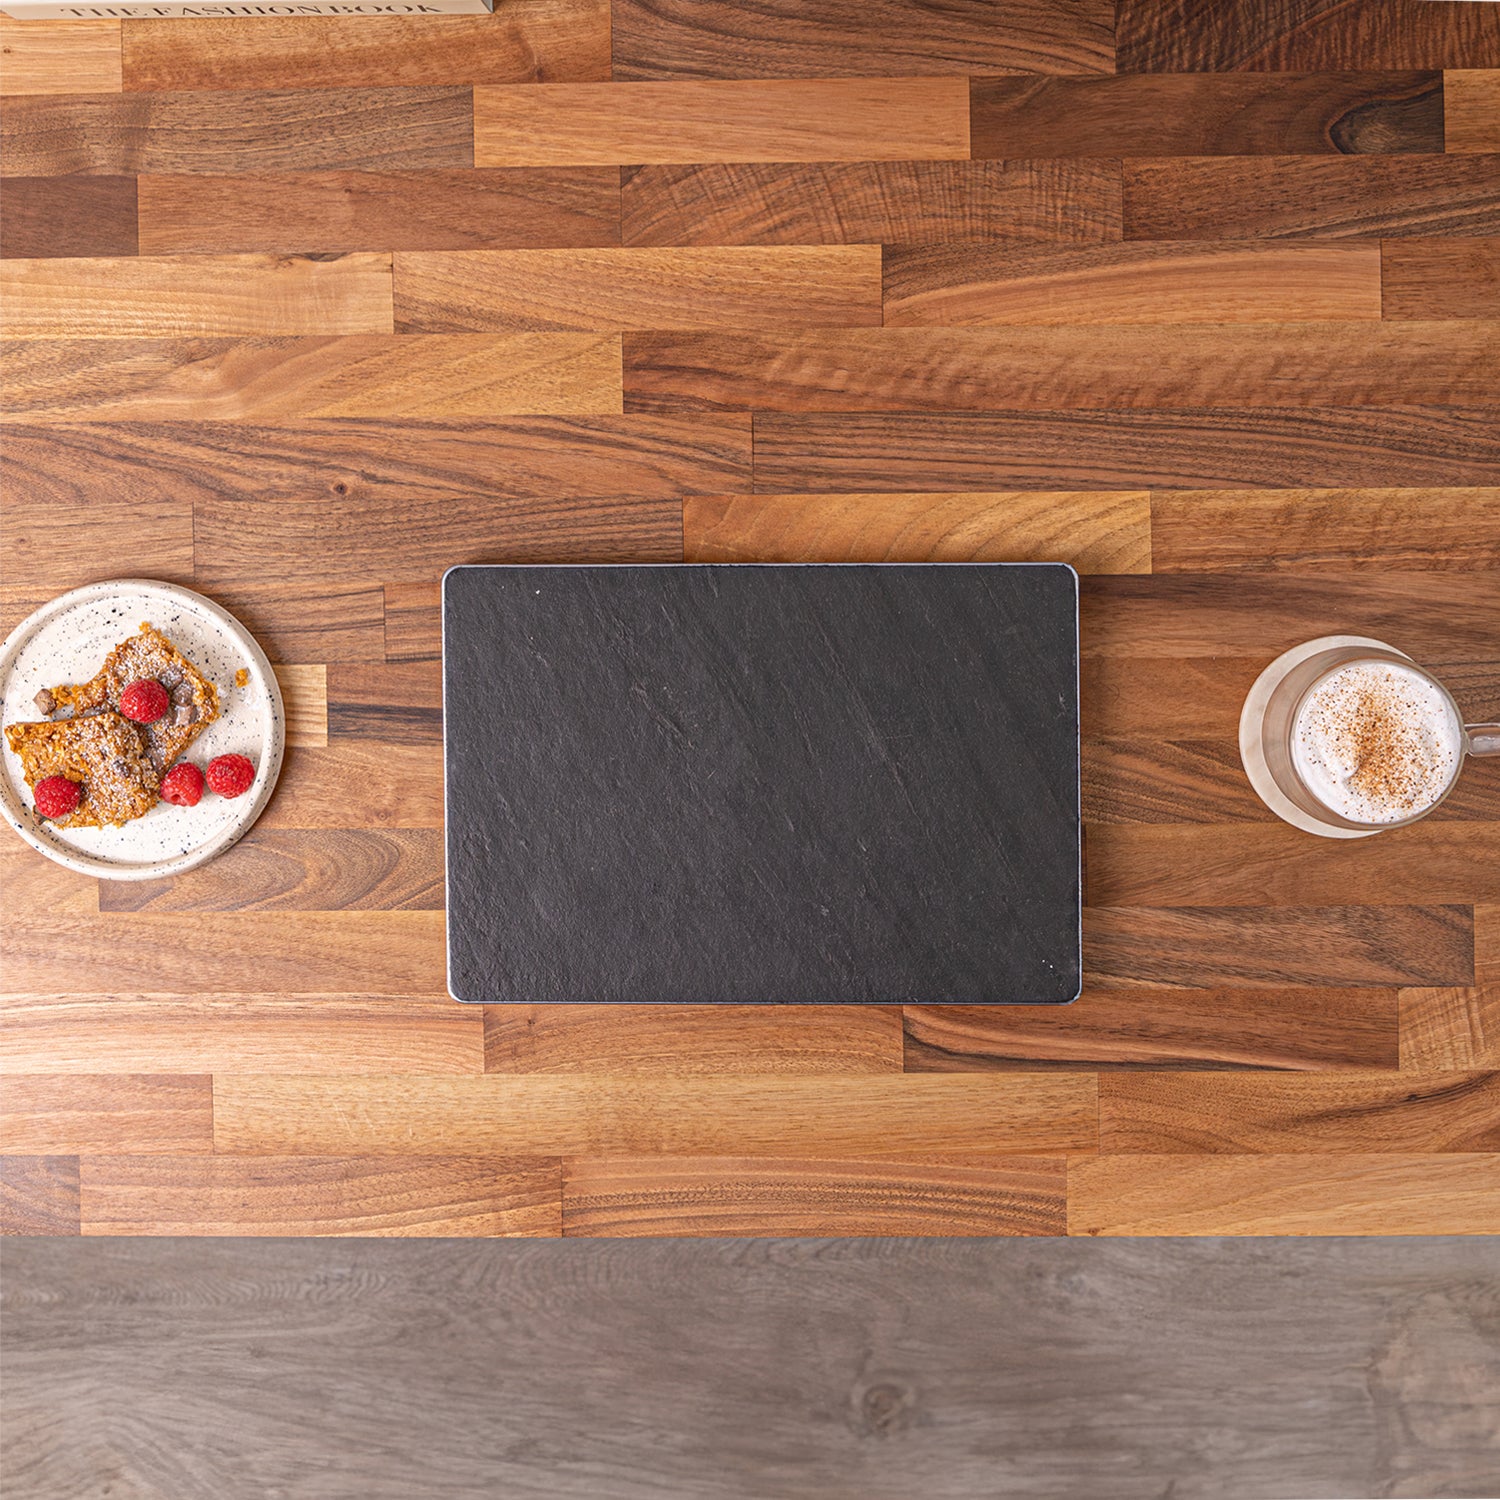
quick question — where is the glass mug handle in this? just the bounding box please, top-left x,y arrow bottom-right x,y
1469,724 -> 1500,757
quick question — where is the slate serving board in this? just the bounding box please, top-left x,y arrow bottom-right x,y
443,564 -> 1080,1005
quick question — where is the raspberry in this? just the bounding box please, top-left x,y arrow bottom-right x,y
206,753 -> 255,798
160,762 -> 205,808
33,775 -> 82,820
120,678 -> 170,724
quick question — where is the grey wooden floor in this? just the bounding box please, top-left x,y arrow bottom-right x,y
3,1237 -> 1498,1499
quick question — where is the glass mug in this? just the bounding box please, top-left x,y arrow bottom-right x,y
1241,635 -> 1500,839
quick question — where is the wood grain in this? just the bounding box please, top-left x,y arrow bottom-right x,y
561,1156 -> 1065,1236
383,581 -> 441,663
883,241 -> 1382,326
256,744 -> 443,829
751,408 -> 1500,492
683,490 -> 1151,572
79,1156 -> 560,1236
0,175 -> 137,259
1123,156 -> 1500,240
187,583 -> 386,664
0,255 -> 394,338
138,167 -> 621,255
1069,1153 -> 1500,1235
1115,0 -> 1500,72
1,493 -> 192,592
474,78 -> 969,167
1083,737 -> 1275,825
393,246 -> 881,331
622,324 -> 1500,413
1446,70 -> 1500,153
903,988 -> 1398,1073
0,334 -> 622,418
611,0 -> 1114,79
622,160 -> 1121,247
1150,487 -> 1500,570
484,1004 -> 903,1074
972,73 -> 1442,158
211,1074 -> 1099,1157
0,87 -> 472,176
0,1156 -> 78,1235
1400,986 -> 1500,1070
0,841 -> 97,917
275,664 -> 328,748
0,994 -> 482,1075
1099,1071 -> 1500,1153
1083,905 -> 1474,989
121,0 -> 610,91
0,1075 -> 212,1155
327,663 -> 440,743
0,18 -> 121,94
1382,237 -> 1500,320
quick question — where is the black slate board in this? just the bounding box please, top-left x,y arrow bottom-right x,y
443,564 -> 1080,1005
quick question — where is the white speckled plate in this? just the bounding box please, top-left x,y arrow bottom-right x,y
0,580 -> 284,880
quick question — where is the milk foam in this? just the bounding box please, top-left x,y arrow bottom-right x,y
1292,661 -> 1462,824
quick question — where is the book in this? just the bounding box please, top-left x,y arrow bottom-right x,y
0,0 -> 491,16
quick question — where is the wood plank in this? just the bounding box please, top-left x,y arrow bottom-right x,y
79,1156 -> 560,1236
1446,70 -> 1500,153
474,79 -> 969,167
683,491 -> 1151,573
1381,237 -> 1500,320
0,87 -> 472,176
903,988 -> 1398,1073
138,167 -> 620,255
1123,156 -> 1500,240
0,1156 -> 78,1236
274,664 -> 327,749
1068,1154 -> 1500,1235
484,1004 -> 903,1075
327,663 -> 440,744
0,255 -> 394,339
0,913 -> 447,995
1099,1071 -> 1500,1153
121,0 -> 610,90
751,409 -> 1500,492
1481,906 -> 1499,983
0,176 -> 137,259
98,829 -> 443,913
972,73 -> 1442,158
1,493 -> 192,593
0,334 -> 622,418
212,1074 -> 1100,1157
883,241 -> 1382,327
1115,0 -> 1500,72
562,1156 -> 1065,1236
0,994 -> 483,1075
182,583 -> 386,665
1150,487 -> 1500,570
0,841 -> 97,917
1400,987 -> 1500,1069
256,744 -> 443,829
0,18 -> 121,94
1086,825 -> 1500,908
623,324 -> 1500,413
1084,905 -> 1474,989
622,160 -> 1121,247
383,581 -> 441,663
611,0 -> 1113,79
0,1076 -> 212,1155
393,246 -> 881,332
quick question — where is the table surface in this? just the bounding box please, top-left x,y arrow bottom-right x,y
1,0 -> 1496,1239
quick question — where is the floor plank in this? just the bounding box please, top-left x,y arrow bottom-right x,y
972,72 -> 1442,158
474,79 -> 969,167
883,241 -> 1382,327
0,176 -> 138,259
1445,69 -> 1500,153
79,1156 -> 560,1236
1123,155 -> 1500,240
611,0 -> 1114,80
120,0 -> 610,90
137,167 -> 621,255
903,988 -> 1398,1073
393,245 -> 882,331
683,490 -> 1151,572
1,87 -> 473,176
1069,1154 -> 1500,1235
1,1075 -> 212,1155
1400,986 -> 1500,1070
0,255 -> 394,339
0,18 -> 121,94
255,744 -> 444,828
484,1004 -> 903,1075
1381,236 -> 1500,320
621,160 -> 1121,247
561,1156 -> 1066,1236
0,1156 -> 79,1235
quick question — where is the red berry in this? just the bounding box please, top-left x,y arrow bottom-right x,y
33,775 -> 82,820
206,753 -> 255,798
120,678 -> 170,724
160,762 -> 205,808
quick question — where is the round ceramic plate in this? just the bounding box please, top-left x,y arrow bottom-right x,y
0,580 -> 285,880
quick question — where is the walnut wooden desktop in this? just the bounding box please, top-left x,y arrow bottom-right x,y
443,564 -> 1080,1005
